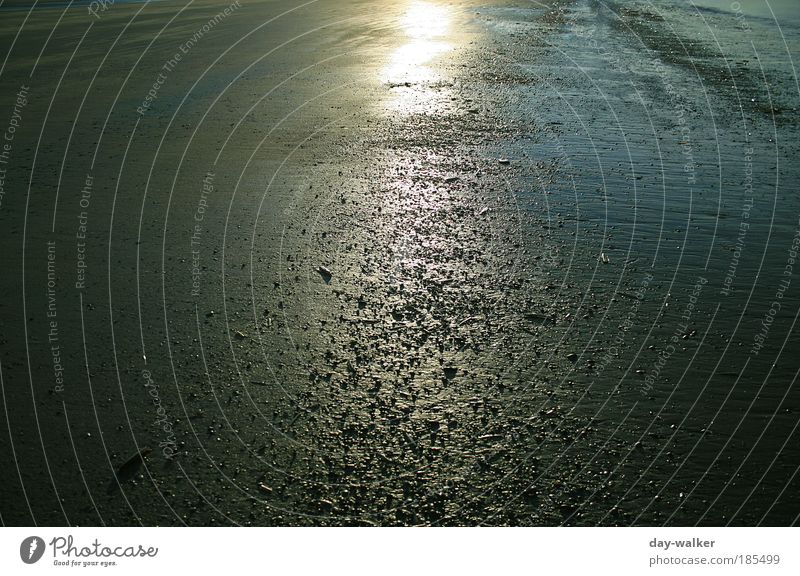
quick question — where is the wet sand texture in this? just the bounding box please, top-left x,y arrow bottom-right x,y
0,0 -> 799,525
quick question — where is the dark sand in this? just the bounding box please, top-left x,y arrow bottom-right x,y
0,0 -> 799,526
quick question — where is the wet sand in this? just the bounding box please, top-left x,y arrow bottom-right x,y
0,0 -> 799,526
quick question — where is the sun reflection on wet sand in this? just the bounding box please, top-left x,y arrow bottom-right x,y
382,2 -> 453,113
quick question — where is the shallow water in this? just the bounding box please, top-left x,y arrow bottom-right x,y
478,0 -> 800,524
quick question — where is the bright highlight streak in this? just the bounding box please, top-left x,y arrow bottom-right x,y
381,2 -> 454,112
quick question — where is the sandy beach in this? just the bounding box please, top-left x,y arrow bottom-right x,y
0,0 -> 799,526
